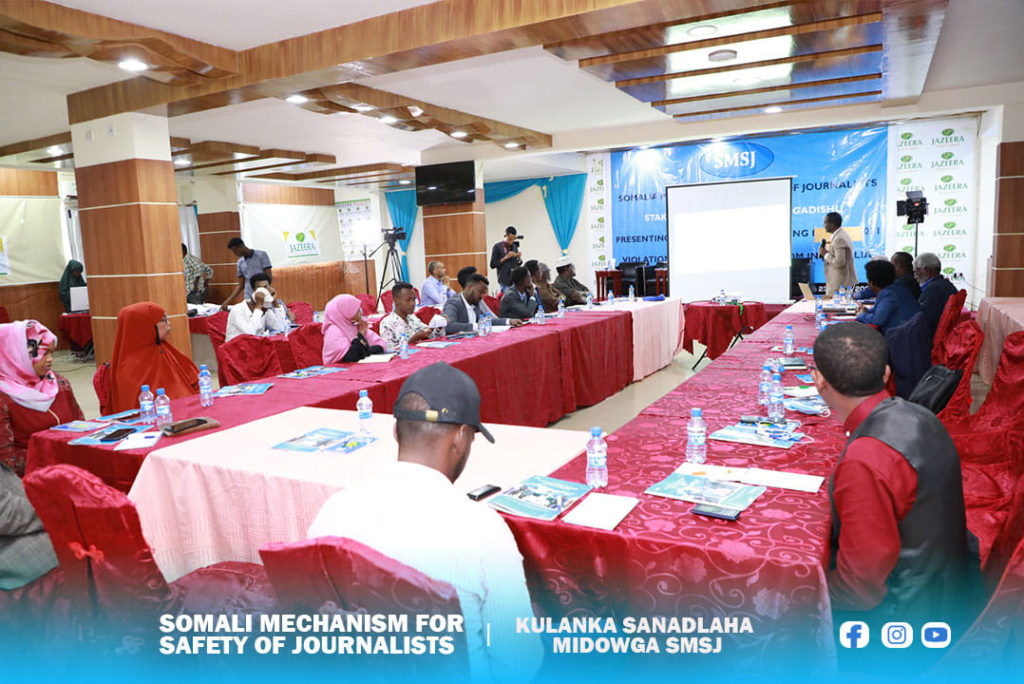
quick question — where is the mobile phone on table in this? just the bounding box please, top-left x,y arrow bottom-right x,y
692,503 -> 742,521
99,428 -> 134,443
467,484 -> 501,501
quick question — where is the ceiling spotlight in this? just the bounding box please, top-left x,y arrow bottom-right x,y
687,25 -> 718,38
708,49 -> 738,63
353,104 -> 374,112
398,179 -> 412,185
118,58 -> 148,72
380,115 -> 398,125
427,185 -> 437,191
46,146 -> 64,155
450,130 -> 469,138
173,158 -> 191,166
285,94 -> 308,104
408,105 -> 424,117
763,106 -> 783,114
504,141 -> 520,149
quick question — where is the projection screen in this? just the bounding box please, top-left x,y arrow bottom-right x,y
667,177 -> 792,303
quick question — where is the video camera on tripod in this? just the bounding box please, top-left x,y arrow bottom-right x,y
897,190 -> 928,224
382,227 -> 407,246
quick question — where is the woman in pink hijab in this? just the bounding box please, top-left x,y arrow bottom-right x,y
0,320 -> 83,475
322,294 -> 385,364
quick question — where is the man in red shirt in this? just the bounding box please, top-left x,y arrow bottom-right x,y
811,323 -> 974,659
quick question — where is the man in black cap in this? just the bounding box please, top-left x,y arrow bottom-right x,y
308,363 -> 542,683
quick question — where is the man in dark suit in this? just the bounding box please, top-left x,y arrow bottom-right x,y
914,252 -> 959,331
856,261 -> 921,334
442,274 -> 523,334
498,267 -> 539,320
890,251 -> 921,300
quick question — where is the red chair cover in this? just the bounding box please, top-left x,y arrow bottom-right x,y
932,289 -> 968,365
414,306 -> 440,326
356,294 -> 378,316
0,305 -> 9,324
381,290 -> 394,313
215,335 -> 284,385
204,310 -> 229,348
287,301 -> 315,324
960,428 -> 1024,568
483,295 -> 501,315
936,320 -> 984,423
22,465 -> 276,644
92,361 -> 112,416
966,331 -> 1024,433
287,323 -> 324,369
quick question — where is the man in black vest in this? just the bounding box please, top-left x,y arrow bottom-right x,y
812,323 -> 972,644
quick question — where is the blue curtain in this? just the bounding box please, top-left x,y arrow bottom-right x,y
482,178 -> 542,203
538,174 -> 587,252
384,189 -> 418,281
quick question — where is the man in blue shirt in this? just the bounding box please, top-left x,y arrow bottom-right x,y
220,237 -> 272,310
420,260 -> 456,307
856,260 -> 921,334
914,252 -> 959,331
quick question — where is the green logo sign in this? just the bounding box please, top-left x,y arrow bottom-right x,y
597,217 -> 605,223
900,178 -> 912,185
598,254 -> 606,262
598,236 -> 605,243
941,175 -> 953,183
902,246 -> 913,252
943,244 -> 956,252
596,179 -> 604,186
597,198 -> 604,205
900,155 -> 913,163
942,128 -> 955,136
901,132 -> 913,140
941,152 -> 954,160
295,232 -> 306,242
943,267 -> 955,275
944,221 -> 957,229
944,198 -> 957,206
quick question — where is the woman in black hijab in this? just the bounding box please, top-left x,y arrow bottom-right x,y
57,260 -> 85,313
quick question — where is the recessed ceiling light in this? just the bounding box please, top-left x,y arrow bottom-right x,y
687,25 -> 718,38
763,106 -> 783,114
408,105 -> 424,117
427,185 -> 437,190
118,58 -> 148,72
173,158 -> 191,166
285,94 -> 308,104
380,115 -> 398,125
398,179 -> 411,185
708,49 -> 738,63
504,141 -> 520,149
353,104 -> 374,112
46,146 -> 64,155
450,130 -> 469,138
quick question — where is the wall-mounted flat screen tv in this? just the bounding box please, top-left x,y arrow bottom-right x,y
415,161 -> 476,206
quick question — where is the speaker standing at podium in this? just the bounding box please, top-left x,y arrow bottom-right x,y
818,212 -> 857,297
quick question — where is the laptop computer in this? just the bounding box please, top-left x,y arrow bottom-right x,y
70,286 -> 89,313
798,282 -> 814,300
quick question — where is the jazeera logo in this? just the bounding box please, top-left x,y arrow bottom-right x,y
933,128 -> 966,145
898,131 -> 922,148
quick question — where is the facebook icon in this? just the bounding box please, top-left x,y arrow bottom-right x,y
839,621 -> 870,648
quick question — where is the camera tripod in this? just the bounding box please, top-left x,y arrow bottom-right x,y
367,239 -> 405,308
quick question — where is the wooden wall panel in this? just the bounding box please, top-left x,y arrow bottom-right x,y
200,235 -> 241,265
197,210 -> 240,232
992,143 -> 1024,296
997,141 -> 1024,177
423,194 -> 485,216
422,215 -> 488,254
79,204 -> 182,275
991,270 -> 1024,298
209,264 -> 240,285
993,235 -> 1024,269
341,260 -> 376,298
86,274 -> 188,319
423,254 -> 488,294
75,159 -> 177,208
242,183 -> 335,206
0,282 -> 63,338
0,168 -> 59,196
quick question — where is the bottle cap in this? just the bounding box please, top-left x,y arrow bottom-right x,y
359,390 -> 368,397
773,374 -> 781,380
200,364 -> 207,371
590,426 -> 602,437
762,364 -> 770,370
786,325 -> 792,330
691,408 -> 701,417
141,384 -> 149,391
157,388 -> 166,395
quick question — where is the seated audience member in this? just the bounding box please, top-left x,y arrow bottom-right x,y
380,282 -> 436,350
0,462 -> 58,589
322,294 -> 385,363
57,260 -> 86,313
0,321 -> 84,476
308,362 -> 543,683
525,260 -> 558,313
855,260 -> 921,333
914,252 -> 959,331
225,273 -> 292,342
442,274 -> 521,335
109,302 -> 199,413
220,237 -> 272,310
812,323 -> 971,625
456,265 -> 477,290
498,267 -> 539,320
182,243 -> 213,305
890,251 -> 921,300
553,256 -> 590,305
420,261 -> 456,307
853,255 -> 888,301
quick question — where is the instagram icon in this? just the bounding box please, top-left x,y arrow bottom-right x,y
881,622 -> 913,648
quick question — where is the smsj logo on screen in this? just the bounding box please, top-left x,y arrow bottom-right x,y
839,621 -> 869,649
699,142 -> 774,178
882,622 -> 913,648
922,622 -> 952,648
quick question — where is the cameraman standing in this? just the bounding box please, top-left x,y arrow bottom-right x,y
490,226 -> 522,292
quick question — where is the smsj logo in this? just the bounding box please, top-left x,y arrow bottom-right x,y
699,142 -> 774,178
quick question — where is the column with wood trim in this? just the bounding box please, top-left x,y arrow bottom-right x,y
71,112 -> 191,364
193,176 -> 242,305
422,188 -> 487,294
991,141 -> 1024,296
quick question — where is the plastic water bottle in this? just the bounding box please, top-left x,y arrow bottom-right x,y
686,408 -> 707,464
586,291 -> 593,310
356,390 -> 373,436
138,384 -> 155,423
814,296 -> 824,328
478,313 -> 489,337
585,427 -> 608,488
758,364 -> 772,406
718,289 -> 726,305
484,314 -> 492,335
768,374 -> 785,425
154,388 -> 172,428
557,298 -> 565,319
783,325 -> 794,355
198,365 -> 214,407
399,331 -> 409,359
628,284 -> 635,302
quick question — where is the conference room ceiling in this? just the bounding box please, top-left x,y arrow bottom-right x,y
0,0 -> 1021,187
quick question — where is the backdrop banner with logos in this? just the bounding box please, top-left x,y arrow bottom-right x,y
241,203 -> 342,266
608,127 -> 888,286
0,197 -> 65,284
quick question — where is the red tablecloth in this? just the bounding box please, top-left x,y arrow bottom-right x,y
58,313 -> 93,348
188,316 -> 212,335
683,301 -> 768,360
504,305 -> 841,668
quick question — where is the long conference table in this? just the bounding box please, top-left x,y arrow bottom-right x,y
26,298 -> 683,492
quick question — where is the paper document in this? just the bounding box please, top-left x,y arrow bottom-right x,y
784,385 -> 819,398
358,353 -> 396,363
562,493 -> 639,531
742,467 -> 824,493
114,431 -> 162,451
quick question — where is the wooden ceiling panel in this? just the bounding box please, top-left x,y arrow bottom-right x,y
624,48 -> 882,103
673,90 -> 882,121
662,73 -> 882,116
221,153 -> 338,178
